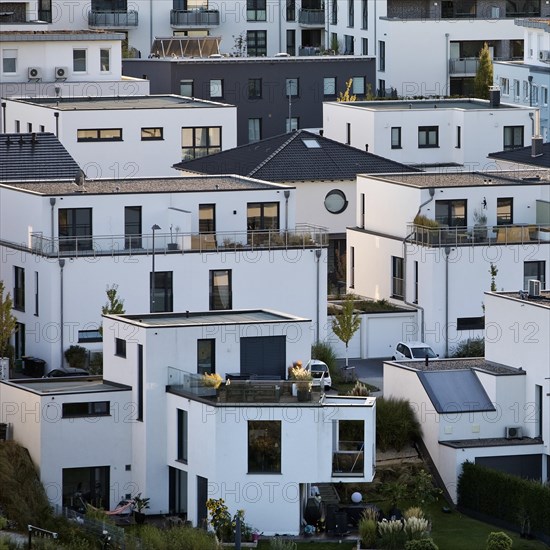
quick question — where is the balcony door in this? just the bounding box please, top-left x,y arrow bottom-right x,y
435,200 -> 467,227
58,208 -> 92,251
125,206 -> 142,249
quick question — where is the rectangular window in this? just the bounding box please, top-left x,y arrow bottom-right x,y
344,34 -> 354,55
496,198 -> 513,225
456,126 -> 461,148
418,126 -> 439,148
34,271 -> 39,316
352,76 -> 365,96
286,0 -> 295,21
247,0 -> 266,20
150,271 -> 173,313
124,205 -> 142,249
286,77 -> 299,97
286,29 -> 296,56
137,344 -> 143,422
177,409 -> 188,462
499,77 -> 510,95
209,79 -> 223,98
141,128 -> 163,140
346,122 -> 351,145
115,338 -> 126,358
62,401 -> 110,418
350,246 -> 355,288
513,79 -> 520,100
532,85 -> 539,105
456,317 -> 485,331
523,80 -> 529,101
362,0 -> 368,28
361,37 -> 368,55
181,127 -> 221,160
39,125 -> 45,132
248,78 -> 262,99
391,256 -> 404,300
58,208 -> 92,251
542,87 -> 549,106
331,0 -> 337,24
197,339 -> 215,375
503,126 -> 524,150
199,204 -> 216,233
210,269 -> 232,310
180,79 -> 194,97
360,194 -> 365,229
100,48 -> 110,72
248,118 -> 262,142
15,120 -> 20,133
77,129 -> 122,142
332,419 -> 364,476
324,77 -> 336,96
435,199 -> 467,226
378,79 -> 385,97
414,261 -> 418,303
13,266 -> 25,312
2,49 -> 17,73
286,117 -> 298,132
27,123 -> 32,133
247,202 -> 280,231
524,261 -> 546,290
348,0 -> 354,26
78,330 -> 102,343
73,49 -> 87,72
247,30 -> 267,56
391,127 -> 401,149
379,41 -> 385,71
248,421 -> 281,473
14,322 -> 25,359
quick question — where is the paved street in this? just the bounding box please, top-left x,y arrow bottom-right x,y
336,357 -> 388,395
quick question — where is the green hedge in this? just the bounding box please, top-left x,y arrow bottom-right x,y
457,461 -> 550,536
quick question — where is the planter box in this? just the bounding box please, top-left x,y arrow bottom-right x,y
221,541 -> 258,548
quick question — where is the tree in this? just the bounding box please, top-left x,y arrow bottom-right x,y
0,281 -> 17,360
337,78 -> 357,102
474,42 -> 493,100
99,284 -> 125,335
331,294 -> 361,367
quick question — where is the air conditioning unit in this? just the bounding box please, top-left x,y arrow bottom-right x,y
28,66 -> 42,79
539,50 -> 550,61
490,6 -> 500,18
505,426 -> 523,439
55,66 -> 69,79
528,279 -> 541,297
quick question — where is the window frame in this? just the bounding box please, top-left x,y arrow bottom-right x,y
77,129 -> 122,142
13,266 -> 25,312
248,420 -> 281,474
199,204 -> 216,233
418,126 -> 439,148
248,117 -> 262,143
323,77 -> 337,97
177,409 -> 188,463
209,79 -> 224,99
248,78 -> 262,99
391,256 -> 404,300
247,30 -> 267,56
503,125 -> 524,151
62,401 -> 110,418
286,77 -> 299,97
324,189 -> 348,214
150,271 -> 174,313
180,79 -> 194,97
181,126 -> 222,160
209,269 -> 232,310
73,48 -> 87,73
141,127 -> 163,141
115,338 -> 126,358
391,127 -> 401,149
100,48 -> 110,72
2,49 -> 17,74
524,261 -> 546,290
247,0 -> 267,21
496,197 -> 513,225
286,117 -> 299,132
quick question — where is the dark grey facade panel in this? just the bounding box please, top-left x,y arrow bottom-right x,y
475,454 -> 542,480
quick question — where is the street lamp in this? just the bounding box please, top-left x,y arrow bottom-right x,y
151,224 -> 161,312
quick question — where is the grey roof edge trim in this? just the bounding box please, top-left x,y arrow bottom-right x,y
0,32 -> 125,41
248,131 -> 303,177
1,378 -> 132,396
440,437 -> 543,448
515,18 -> 550,32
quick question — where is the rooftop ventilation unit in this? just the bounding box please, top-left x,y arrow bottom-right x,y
55,66 -> 68,79
505,426 -> 523,439
28,67 -> 42,80
528,279 -> 541,297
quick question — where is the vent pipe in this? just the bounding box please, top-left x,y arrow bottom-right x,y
489,86 -> 500,108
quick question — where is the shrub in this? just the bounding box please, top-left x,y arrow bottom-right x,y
403,517 -> 430,541
486,532 -> 513,550
88,352 -> 103,375
404,507 -> 425,520
450,337 -> 484,358
358,515 -> 377,548
376,397 -> 422,451
348,380 -> 370,396
270,537 -> 297,550
413,214 -> 440,229
64,345 -> 87,369
378,519 -> 407,550
311,341 -> 337,372
405,540 -> 439,550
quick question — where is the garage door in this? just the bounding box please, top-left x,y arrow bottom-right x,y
240,336 -> 286,378
367,315 -> 416,358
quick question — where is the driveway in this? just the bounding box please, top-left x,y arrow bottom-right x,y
336,357 -> 389,395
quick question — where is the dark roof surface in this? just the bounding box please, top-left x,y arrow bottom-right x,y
0,133 -> 81,182
174,130 -> 419,182
488,142 -> 550,168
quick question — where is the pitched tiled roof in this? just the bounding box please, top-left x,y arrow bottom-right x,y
174,130 -> 419,181
488,142 -> 550,168
0,133 -> 81,182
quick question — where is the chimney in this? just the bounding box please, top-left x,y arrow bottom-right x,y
531,109 -> 543,157
489,85 -> 500,108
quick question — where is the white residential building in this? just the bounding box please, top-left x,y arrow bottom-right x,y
323,95 -> 536,169
383,288 -> 550,503
347,170 -> 550,356
493,18 -> 550,142
0,310 -> 376,534
2,0 -> 545,96
0,175 -> 328,370
2,95 -> 237,178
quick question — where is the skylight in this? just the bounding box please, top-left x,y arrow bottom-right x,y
302,139 -> 321,149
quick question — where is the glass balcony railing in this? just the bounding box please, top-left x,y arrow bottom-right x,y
170,9 -> 220,27
88,10 -> 139,27
298,8 -> 325,26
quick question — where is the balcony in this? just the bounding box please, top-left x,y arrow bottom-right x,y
298,8 -> 325,26
170,9 -> 220,28
27,224 -> 328,258
88,10 -> 138,28
406,223 -> 550,247
449,57 -> 479,75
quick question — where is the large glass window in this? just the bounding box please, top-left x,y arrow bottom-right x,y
286,29 -> 296,56
58,208 -> 92,251
332,420 -> 364,476
247,30 -> 267,56
181,127 -> 221,160
150,271 -> 173,313
418,126 -> 439,148
197,339 -> 215,374
177,409 -> 188,462
77,129 -> 122,142
524,261 -> 546,290
496,198 -> 513,225
248,421 -> 281,473
503,126 -> 524,150
124,206 -> 142,249
352,76 -> 365,95
13,266 -> 25,312
247,202 -> 280,231
435,200 -> 467,226
210,270 -> 232,310
247,0 -> 266,20
286,0 -> 296,20
391,256 -> 404,300
63,401 -> 110,418
199,204 -> 216,233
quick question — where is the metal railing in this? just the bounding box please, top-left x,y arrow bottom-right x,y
332,441 -> 364,476
170,9 -> 220,26
407,223 -> 550,247
88,10 -> 139,27
26,224 -> 327,258
298,8 -> 325,25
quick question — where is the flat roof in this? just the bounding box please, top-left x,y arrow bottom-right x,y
0,30 -> 125,41
441,437 -> 542,449
7,94 -> 231,111
107,309 -> 310,327
492,290 -> 550,309
331,98 -> 527,111
515,18 -> 550,32
4,175 -> 285,195
388,357 -> 523,376
2,377 -> 131,396
365,170 -> 550,188
128,55 -> 374,64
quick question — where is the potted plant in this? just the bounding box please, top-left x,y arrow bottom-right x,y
289,364 -> 312,401
168,225 -> 180,250
201,372 -> 222,397
133,493 -> 150,524
473,209 -> 488,242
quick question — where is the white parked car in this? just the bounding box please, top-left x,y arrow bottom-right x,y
305,359 -> 332,390
392,342 -> 438,361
